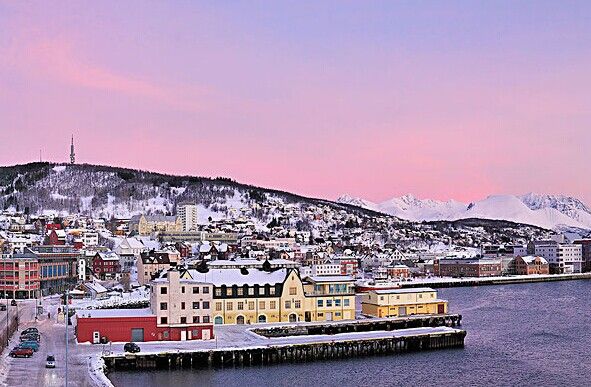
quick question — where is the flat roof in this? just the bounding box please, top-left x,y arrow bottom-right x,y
373,287 -> 436,294
76,308 -> 154,319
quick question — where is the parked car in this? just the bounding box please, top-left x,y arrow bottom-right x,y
10,347 -> 33,358
18,341 -> 39,352
11,299 -> 16,306
0,304 -> 6,311
22,327 -> 39,336
20,334 -> 40,343
123,342 -> 140,353
45,355 -> 56,368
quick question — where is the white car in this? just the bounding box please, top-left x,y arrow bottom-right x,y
45,355 -> 55,368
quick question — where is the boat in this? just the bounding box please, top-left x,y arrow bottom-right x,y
355,278 -> 401,293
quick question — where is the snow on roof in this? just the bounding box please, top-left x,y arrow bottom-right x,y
183,268 -> 289,286
520,255 -> 548,264
76,308 -> 154,319
84,282 -> 108,294
373,287 -> 436,294
97,252 -> 120,261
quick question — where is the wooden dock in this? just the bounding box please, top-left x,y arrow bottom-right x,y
103,315 -> 466,372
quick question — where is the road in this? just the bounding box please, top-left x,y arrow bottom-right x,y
0,298 -> 97,387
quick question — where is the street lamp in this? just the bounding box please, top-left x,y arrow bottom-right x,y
65,288 -> 70,387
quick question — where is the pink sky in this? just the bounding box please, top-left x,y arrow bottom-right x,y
1,2 -> 590,204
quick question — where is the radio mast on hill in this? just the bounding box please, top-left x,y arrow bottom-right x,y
70,135 -> 76,164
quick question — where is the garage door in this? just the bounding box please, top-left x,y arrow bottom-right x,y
131,328 -> 144,342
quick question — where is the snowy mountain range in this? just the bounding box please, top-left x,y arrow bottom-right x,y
337,193 -> 591,231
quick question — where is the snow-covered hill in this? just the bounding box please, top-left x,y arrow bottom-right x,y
338,193 -> 591,230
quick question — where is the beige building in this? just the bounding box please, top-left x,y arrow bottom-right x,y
362,288 -> 448,318
302,276 -> 356,321
138,249 -> 181,285
150,269 -> 213,340
129,215 -> 182,236
177,203 -> 199,232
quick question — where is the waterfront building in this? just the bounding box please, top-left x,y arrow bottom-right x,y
361,288 -> 448,318
433,258 -> 502,277
386,264 -> 411,279
302,276 -> 356,321
150,269 -> 214,340
533,241 -> 582,273
573,239 -> 591,272
510,256 -> 549,275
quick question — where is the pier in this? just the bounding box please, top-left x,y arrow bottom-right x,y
400,272 -> 591,289
102,315 -> 466,373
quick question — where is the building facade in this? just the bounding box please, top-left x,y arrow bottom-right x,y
0,256 -> 39,299
177,203 -> 199,232
433,258 -> 502,277
361,288 -> 448,318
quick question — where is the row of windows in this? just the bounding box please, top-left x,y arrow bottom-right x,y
41,265 -> 69,278
317,299 -> 350,307
159,316 -> 211,324
161,286 -> 211,295
215,300 -> 278,311
160,301 -> 211,310
214,285 -> 277,297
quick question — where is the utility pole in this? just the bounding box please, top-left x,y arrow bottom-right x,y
65,289 -> 69,387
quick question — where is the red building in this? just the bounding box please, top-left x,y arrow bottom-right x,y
433,258 -> 502,277
511,256 -> 549,275
92,252 -> 121,280
76,309 -> 214,343
47,230 -> 66,245
338,259 -> 359,277
386,265 -> 411,279
0,257 -> 40,299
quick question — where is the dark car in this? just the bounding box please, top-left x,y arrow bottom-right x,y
9,347 -> 33,358
0,304 -> 6,311
22,327 -> 39,335
20,334 -> 40,343
10,299 -> 16,306
46,355 -> 56,368
123,342 -> 140,353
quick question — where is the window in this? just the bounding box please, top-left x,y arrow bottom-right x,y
335,299 -> 341,307
193,287 -> 199,294
248,287 -> 255,295
193,302 -> 200,309
203,316 -> 210,323
344,299 -> 350,307
289,287 -> 297,295
203,287 -> 209,294
160,287 -> 167,295
227,302 -> 233,311
294,300 -> 301,309
160,302 -> 168,310
215,302 -> 222,311
215,288 -> 222,297
269,287 -> 276,296
270,301 -> 277,309
237,287 -> 244,296
181,302 -> 186,310
160,317 -> 168,324
326,300 -> 333,307
259,301 -> 266,310
419,294 -> 423,299
318,299 -> 324,307
163,330 -> 169,338
285,301 -> 291,309
202,301 -> 210,309
180,317 -> 187,324
193,316 -> 200,323
237,302 -> 244,310
248,301 -> 255,310
181,286 -> 185,294
335,312 -> 341,317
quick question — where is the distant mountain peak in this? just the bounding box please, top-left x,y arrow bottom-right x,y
337,191 -> 591,230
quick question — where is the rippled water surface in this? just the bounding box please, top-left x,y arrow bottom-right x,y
109,280 -> 591,387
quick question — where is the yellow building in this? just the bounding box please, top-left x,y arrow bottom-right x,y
302,276 -> 356,322
181,267 -> 356,324
130,214 -> 182,236
361,288 -> 448,318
